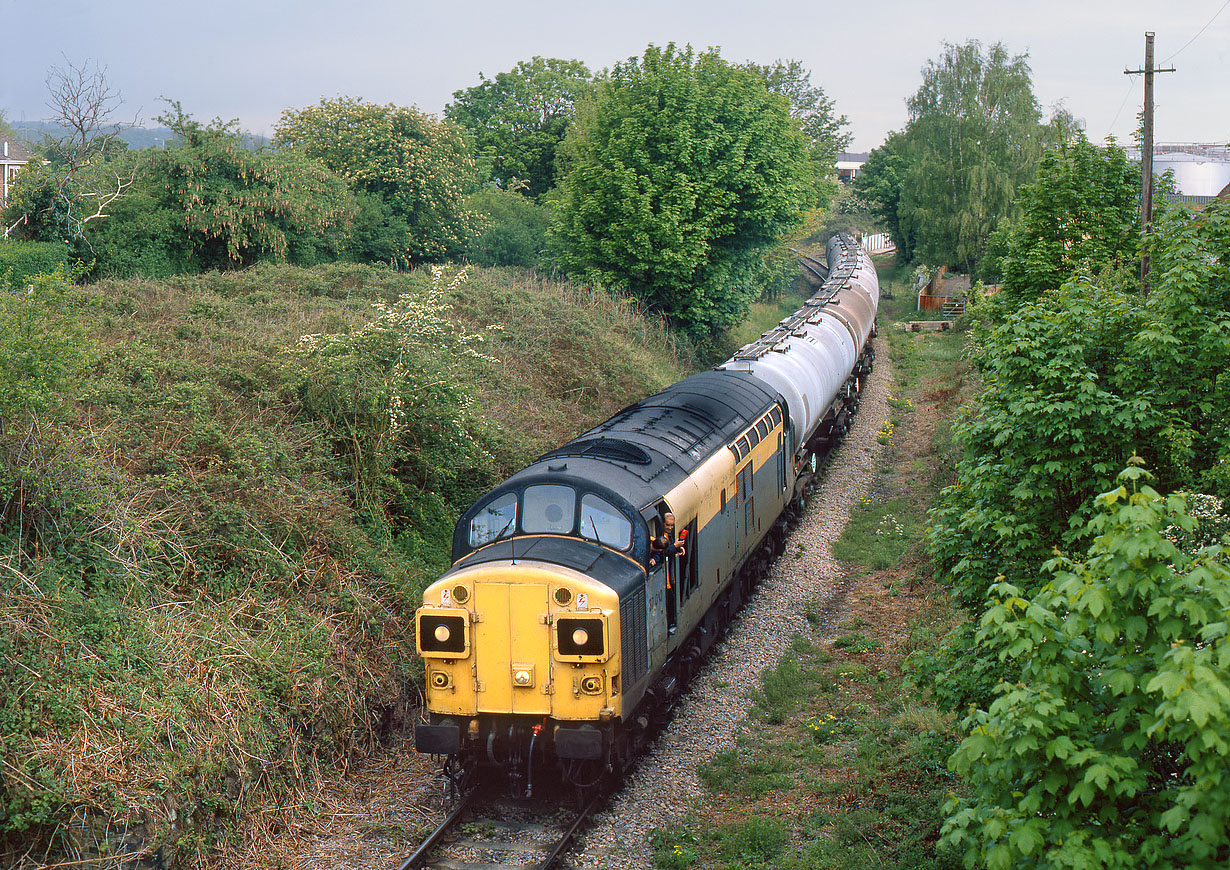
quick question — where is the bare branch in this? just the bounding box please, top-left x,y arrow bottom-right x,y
74,166 -> 137,228
4,213 -> 28,240
34,57 -> 140,238
45,57 -> 126,157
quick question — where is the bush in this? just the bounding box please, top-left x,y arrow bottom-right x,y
0,270 -> 94,421
463,187 -> 549,267
295,265 -> 496,519
944,462 -> 1230,869
0,241 -> 72,288
78,183 -> 192,279
928,198 -> 1230,708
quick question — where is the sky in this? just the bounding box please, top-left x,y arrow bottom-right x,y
2,0 -> 1227,153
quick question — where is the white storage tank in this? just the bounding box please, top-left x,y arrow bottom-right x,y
1132,144 -> 1230,198
1157,150 -> 1230,197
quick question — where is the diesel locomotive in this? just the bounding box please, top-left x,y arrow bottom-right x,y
414,233 -> 879,788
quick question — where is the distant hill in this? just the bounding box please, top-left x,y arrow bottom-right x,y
10,120 -> 269,150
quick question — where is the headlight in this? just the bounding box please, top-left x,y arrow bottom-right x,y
418,610 -> 468,656
557,617 -> 605,657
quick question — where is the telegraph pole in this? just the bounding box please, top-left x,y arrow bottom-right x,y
1125,31 -> 1175,292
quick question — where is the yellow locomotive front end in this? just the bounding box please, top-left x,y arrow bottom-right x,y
415,556 -> 630,766
413,468 -> 654,786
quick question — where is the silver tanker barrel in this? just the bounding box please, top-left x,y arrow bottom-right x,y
717,232 -> 879,458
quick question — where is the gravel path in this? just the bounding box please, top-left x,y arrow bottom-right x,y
573,331 -> 892,870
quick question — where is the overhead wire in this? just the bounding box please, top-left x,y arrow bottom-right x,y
1104,74 -> 1139,142
1163,0 -> 1230,63
1105,0 -> 1230,144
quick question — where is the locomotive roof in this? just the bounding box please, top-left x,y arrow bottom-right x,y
506,369 -> 779,512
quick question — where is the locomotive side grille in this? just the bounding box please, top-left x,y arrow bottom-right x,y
620,586 -> 648,685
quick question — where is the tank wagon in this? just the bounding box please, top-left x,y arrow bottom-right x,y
414,233 -> 879,789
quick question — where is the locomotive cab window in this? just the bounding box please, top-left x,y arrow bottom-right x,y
522,484 -> 576,534
579,494 -> 631,550
469,491 -> 518,547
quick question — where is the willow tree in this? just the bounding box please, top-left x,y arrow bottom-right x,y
898,41 -> 1050,274
551,44 -> 811,338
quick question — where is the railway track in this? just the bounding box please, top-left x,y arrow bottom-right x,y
397,782 -> 602,870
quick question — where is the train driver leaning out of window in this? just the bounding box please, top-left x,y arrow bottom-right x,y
648,512 -> 687,577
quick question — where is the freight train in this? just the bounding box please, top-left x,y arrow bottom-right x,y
414,233 -> 879,791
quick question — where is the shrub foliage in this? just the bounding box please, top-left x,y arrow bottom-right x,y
551,44 -> 811,338
275,97 -> 480,266
944,463 -> 1230,869
928,154 -> 1230,868
929,197 -> 1230,706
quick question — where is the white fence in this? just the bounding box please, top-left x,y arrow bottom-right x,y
859,232 -> 895,255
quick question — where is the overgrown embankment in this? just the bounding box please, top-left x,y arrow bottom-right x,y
0,262 -> 690,866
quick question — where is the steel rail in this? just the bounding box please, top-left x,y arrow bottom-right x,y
396,787 -> 476,870
535,792 -> 603,870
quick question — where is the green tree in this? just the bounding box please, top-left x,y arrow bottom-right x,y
149,104 -> 355,270
988,134 -> 1141,304
463,186 -> 550,267
3,59 -> 138,244
77,156 -> 193,277
445,57 -> 593,198
551,44 -> 811,337
926,192 -> 1230,712
742,59 -> 850,209
2,134 -> 135,248
944,462 -> 1230,869
853,132 -> 914,260
275,97 -> 480,266
897,41 -> 1058,273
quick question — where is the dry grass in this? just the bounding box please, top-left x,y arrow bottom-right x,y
1,261 -> 687,868
446,269 -> 689,466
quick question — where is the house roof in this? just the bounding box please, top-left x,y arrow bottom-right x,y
0,135 -> 33,162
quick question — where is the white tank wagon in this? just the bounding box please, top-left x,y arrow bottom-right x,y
718,233 -> 879,475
